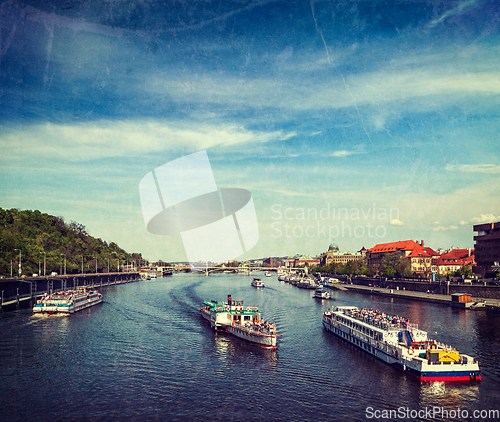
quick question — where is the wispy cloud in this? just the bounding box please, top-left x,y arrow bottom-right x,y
330,150 -> 365,158
446,164 -> 500,173
428,0 -> 484,28
0,120 -> 295,161
433,225 -> 459,232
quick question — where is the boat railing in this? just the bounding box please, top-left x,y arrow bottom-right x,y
341,309 -> 418,331
237,322 -> 277,336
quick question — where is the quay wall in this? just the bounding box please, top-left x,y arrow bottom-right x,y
350,277 -> 500,300
0,272 -> 140,311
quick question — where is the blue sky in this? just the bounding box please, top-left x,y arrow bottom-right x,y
1,0 -> 499,262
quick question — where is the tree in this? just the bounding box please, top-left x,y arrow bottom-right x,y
455,265 -> 473,279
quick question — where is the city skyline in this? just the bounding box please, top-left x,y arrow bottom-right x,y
1,1 -> 499,261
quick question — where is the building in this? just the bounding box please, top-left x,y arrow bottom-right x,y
285,256 -> 320,268
473,221 -> 500,277
435,249 -> 475,275
367,240 -> 438,275
320,242 -> 366,267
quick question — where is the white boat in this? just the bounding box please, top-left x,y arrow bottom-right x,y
149,272 -> 157,278
313,288 -> 330,300
200,295 -> 278,348
251,278 -> 265,288
33,289 -> 103,315
265,271 -> 271,277
323,306 -> 481,382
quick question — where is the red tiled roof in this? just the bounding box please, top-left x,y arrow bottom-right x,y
368,240 -> 419,253
436,249 -> 475,266
406,245 -> 438,258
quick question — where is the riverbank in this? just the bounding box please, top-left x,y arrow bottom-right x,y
342,284 -> 500,310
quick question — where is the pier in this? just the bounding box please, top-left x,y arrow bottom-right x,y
0,272 -> 140,312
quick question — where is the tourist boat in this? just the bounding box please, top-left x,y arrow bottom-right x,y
322,306 -> 481,382
251,278 -> 265,288
200,295 -> 278,348
313,288 -> 330,300
33,289 -> 103,315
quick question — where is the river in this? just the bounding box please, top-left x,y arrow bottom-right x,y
1,273 -> 499,421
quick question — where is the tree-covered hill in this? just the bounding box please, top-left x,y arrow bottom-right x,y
0,208 -> 143,276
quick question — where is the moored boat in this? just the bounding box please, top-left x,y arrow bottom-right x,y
200,295 -> 278,348
322,306 -> 481,382
251,278 -> 265,288
33,289 -> 103,315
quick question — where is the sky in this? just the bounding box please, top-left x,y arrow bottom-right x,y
1,0 -> 499,262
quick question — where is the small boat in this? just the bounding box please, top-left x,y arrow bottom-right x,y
200,295 -> 278,348
265,271 -> 271,277
323,306 -> 481,382
33,289 -> 103,315
149,272 -> 157,278
251,278 -> 265,288
313,288 -> 330,300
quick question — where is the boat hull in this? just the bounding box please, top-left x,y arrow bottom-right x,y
227,324 -> 277,348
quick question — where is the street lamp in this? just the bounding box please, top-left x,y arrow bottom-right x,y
42,252 -> 46,277
60,254 -> 66,275
95,257 -> 98,274
14,249 -> 21,277
81,256 -> 84,274
106,258 -> 109,274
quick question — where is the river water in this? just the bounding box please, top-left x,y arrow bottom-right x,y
1,273 -> 499,421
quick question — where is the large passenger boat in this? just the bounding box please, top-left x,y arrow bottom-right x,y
33,289 -> 103,315
323,306 -> 481,382
200,295 -> 278,348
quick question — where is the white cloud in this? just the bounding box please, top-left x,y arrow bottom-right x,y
446,164 -> 500,174
389,219 -> 404,226
459,220 -> 469,225
0,120 -> 295,161
471,214 -> 500,223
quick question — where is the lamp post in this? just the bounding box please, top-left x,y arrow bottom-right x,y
42,252 -> 46,277
61,254 -> 66,275
81,256 -> 84,274
106,258 -> 109,274
14,249 -> 21,277
95,257 -> 98,274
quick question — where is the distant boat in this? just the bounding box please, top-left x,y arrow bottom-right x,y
265,271 -> 271,277
313,288 -> 330,300
251,278 -> 265,288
